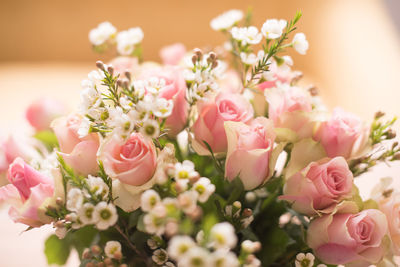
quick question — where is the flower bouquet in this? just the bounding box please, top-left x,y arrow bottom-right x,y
1,9 -> 399,267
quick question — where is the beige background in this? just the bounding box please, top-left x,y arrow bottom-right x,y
0,0 -> 400,266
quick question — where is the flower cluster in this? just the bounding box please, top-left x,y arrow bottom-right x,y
1,8 -> 399,267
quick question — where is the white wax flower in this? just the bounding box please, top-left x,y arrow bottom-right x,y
209,222 -> 237,249
178,247 -> 211,267
174,160 -> 196,181
140,119 -> 160,139
86,175 -> 109,199
94,202 -> 118,230
146,77 -> 166,95
292,33 -> 309,55
141,189 -> 161,212
153,98 -> 173,118
167,235 -> 196,260
178,191 -> 198,214
192,177 -> 215,203
261,19 -> 287,39
78,203 -> 98,225
211,250 -> 240,267
89,21 -> 116,46
295,252 -> 315,267
104,241 -> 122,258
116,27 -> 144,55
231,26 -> 262,46
210,9 -> 244,31
143,212 -> 165,235
152,249 -> 168,265
241,240 -> 261,254
66,188 -> 84,212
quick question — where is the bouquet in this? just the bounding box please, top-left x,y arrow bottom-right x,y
1,9 -> 399,267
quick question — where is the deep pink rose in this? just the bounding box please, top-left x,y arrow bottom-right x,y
280,157 -> 353,215
313,107 -> 369,159
140,66 -> 189,136
224,117 -> 275,190
99,132 -> 157,186
108,56 -> 140,77
308,209 -> 388,265
159,43 -> 186,65
0,158 -> 54,227
51,114 -> 99,176
192,92 -> 254,155
25,97 -> 67,131
379,193 -> 400,255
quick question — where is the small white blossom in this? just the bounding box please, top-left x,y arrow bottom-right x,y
147,239 -> 158,250
153,98 -> 174,118
174,160 -> 196,181
140,119 -> 160,139
143,212 -> 165,235
67,212 -> 83,229
152,249 -> 168,265
86,175 -> 109,199
78,203 -> 98,225
240,50 -> 264,66
244,257 -> 261,267
292,33 -> 309,55
55,225 -> 67,239
241,240 -> 261,254
116,27 -> 144,56
178,191 -> 198,214
66,188 -> 84,212
209,222 -> 237,249
192,177 -> 215,203
295,253 -> 315,267
210,9 -> 243,31
231,26 -> 262,46
168,236 -> 196,260
141,189 -> 161,212
178,246 -> 211,267
261,19 -> 287,39
94,202 -> 118,230
211,250 -> 240,267
146,77 -> 167,95
89,21 -> 116,46
104,241 -> 122,258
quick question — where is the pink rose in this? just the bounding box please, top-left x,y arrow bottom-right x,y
140,66 -> 189,136
313,107 -> 369,159
224,117 -> 276,190
25,97 -> 67,131
159,43 -> 186,65
51,114 -> 99,176
192,92 -> 254,155
379,193 -> 400,255
307,209 -> 388,265
108,56 -> 140,77
99,132 -> 157,186
219,70 -> 242,94
0,158 -> 54,227
280,157 -> 354,215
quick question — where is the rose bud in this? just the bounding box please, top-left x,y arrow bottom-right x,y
25,97 -> 67,131
0,158 -> 54,227
192,92 -> 254,155
51,114 -> 99,176
159,43 -> 186,65
280,157 -> 354,215
307,209 -> 388,266
224,117 -> 276,190
313,107 -> 369,159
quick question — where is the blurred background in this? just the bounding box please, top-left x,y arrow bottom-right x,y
0,0 -> 399,266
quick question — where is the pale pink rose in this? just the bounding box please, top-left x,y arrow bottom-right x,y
219,70 -> 242,94
25,97 -> 67,131
224,117 -> 275,190
99,132 -> 157,186
140,66 -> 188,136
0,158 -> 54,227
51,114 -> 99,176
379,193 -> 400,255
280,157 -> 354,215
308,209 -> 388,265
108,56 -> 140,77
192,92 -> 254,154
159,43 -> 186,65
313,107 -> 369,159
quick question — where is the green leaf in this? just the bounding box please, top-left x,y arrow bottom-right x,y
69,226 -> 98,257
34,130 -> 59,150
44,234 -> 71,265
128,209 -> 142,229
257,226 -> 290,265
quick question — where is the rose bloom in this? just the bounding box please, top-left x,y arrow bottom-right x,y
307,209 -> 388,266
224,117 -> 275,190
0,158 -> 54,227
52,114 -> 99,176
25,97 -> 67,131
140,66 -> 188,136
108,56 -> 140,77
379,192 -> 400,255
280,157 -> 354,215
159,43 -> 186,65
313,107 -> 369,159
192,92 -> 254,155
99,132 -> 157,187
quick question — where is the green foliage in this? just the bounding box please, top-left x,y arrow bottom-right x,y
45,235 -> 71,265
34,130 -> 59,151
